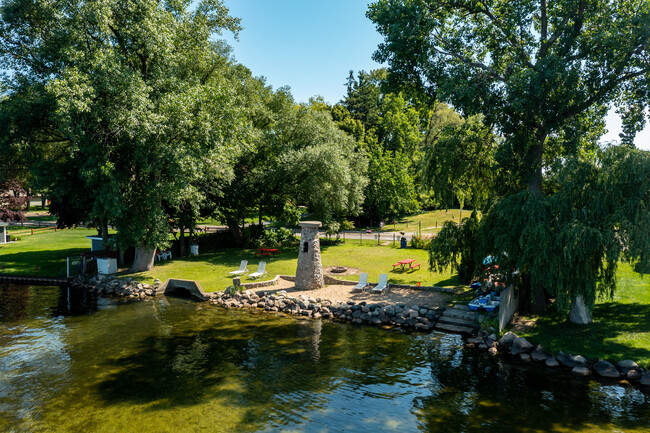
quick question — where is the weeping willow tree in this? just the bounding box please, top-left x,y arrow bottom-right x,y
478,147 -> 650,322
369,0 -> 650,323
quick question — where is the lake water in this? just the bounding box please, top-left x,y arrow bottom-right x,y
0,283 -> 648,432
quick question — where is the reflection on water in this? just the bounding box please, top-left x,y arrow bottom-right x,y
0,284 -> 648,433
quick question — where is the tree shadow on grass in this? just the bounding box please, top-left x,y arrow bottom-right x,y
125,247 -> 300,282
0,248 -> 87,276
522,302 -> 650,366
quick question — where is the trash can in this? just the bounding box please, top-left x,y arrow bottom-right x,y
400,237 -> 407,248
190,244 -> 199,256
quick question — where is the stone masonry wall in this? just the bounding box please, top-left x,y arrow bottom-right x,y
295,222 -> 324,290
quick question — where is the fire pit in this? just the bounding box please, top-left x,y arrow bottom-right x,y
330,266 -> 347,273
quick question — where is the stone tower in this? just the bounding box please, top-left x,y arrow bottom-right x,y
295,221 -> 324,290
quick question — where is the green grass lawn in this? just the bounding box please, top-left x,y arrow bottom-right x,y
130,240 -> 459,291
26,215 -> 58,222
517,262 -> 650,367
0,228 -> 98,277
374,208 -> 474,233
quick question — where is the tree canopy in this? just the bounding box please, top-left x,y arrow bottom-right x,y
369,0 -> 650,194
369,0 -> 650,322
0,0 -> 250,270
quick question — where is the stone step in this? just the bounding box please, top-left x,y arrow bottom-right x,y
441,308 -> 478,322
451,304 -> 469,311
438,315 -> 477,328
435,322 -> 475,335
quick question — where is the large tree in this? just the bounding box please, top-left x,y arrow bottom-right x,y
369,0 -> 650,322
334,70 -> 428,221
369,0 -> 650,194
0,0 -> 250,271
211,80 -> 368,245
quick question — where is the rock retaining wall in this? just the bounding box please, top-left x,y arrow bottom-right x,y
70,275 -> 162,299
210,289 -> 445,331
240,275 -> 281,289
467,330 -> 650,389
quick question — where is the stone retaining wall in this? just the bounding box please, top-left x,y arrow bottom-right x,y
467,331 -> 650,390
211,289 -> 444,332
240,275 -> 281,289
70,275 -> 161,299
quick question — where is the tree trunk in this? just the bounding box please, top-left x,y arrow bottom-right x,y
41,195 -> 46,208
226,214 -> 244,247
129,244 -> 156,272
179,225 -> 185,257
100,220 -> 109,245
569,295 -> 592,324
518,273 -> 547,313
259,201 -> 263,226
528,132 -> 546,197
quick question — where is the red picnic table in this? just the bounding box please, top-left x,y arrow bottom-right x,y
255,248 -> 281,257
392,258 -> 417,270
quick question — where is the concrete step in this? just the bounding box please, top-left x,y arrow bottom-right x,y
438,315 -> 477,328
435,322 -> 475,335
441,308 -> 478,322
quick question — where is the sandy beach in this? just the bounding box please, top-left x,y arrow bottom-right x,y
251,277 -> 450,307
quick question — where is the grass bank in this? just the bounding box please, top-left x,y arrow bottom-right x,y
0,228 -> 98,276
129,240 -> 459,291
517,262 -> 650,367
371,209 -> 472,233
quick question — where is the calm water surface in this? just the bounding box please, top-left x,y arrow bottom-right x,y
0,284 -> 648,433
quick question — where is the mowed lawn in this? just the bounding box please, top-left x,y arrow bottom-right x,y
376,209 -> 475,233
0,228 -> 99,276
131,240 -> 459,291
518,262 -> 650,367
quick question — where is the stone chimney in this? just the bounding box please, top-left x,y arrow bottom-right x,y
295,221 -> 324,290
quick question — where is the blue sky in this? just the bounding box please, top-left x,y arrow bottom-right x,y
221,0 -> 649,150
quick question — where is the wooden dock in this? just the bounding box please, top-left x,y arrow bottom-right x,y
0,275 -> 70,285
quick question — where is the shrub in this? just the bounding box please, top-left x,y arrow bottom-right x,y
409,233 -> 433,249
255,227 -> 298,248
